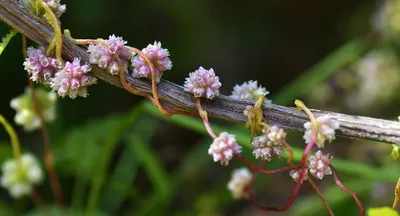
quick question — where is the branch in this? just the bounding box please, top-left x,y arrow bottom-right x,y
2,0 -> 400,144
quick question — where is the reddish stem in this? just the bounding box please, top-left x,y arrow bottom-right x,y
307,177 -> 334,216
393,177 -> 400,210
329,165 -> 365,216
234,153 -> 298,175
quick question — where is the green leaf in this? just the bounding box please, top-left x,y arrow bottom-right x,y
0,30 -> 17,56
85,105 -> 144,214
271,39 -> 368,105
124,118 -> 171,215
99,118 -> 155,214
368,207 -> 399,216
143,101 -> 398,183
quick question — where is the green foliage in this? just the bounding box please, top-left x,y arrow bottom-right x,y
272,39 -> 368,105
0,30 -> 17,56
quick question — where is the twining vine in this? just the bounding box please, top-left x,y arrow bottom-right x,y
0,1 -> 399,216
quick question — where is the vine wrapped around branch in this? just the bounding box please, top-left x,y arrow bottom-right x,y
1,0 -> 400,144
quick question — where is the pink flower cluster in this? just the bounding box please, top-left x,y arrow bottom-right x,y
208,132 -> 242,166
184,66 -> 221,99
308,150 -> 333,179
23,46 -> 61,85
50,58 -> 97,99
87,35 -> 129,75
131,41 -> 172,82
251,126 -> 286,161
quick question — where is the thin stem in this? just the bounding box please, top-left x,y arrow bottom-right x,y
125,46 -> 172,117
234,153 -> 298,175
392,177 -> 400,210
282,139 -> 296,168
40,1 -> 63,64
295,99 -> 317,125
251,130 -> 316,212
194,98 -> 217,139
307,176 -> 334,216
0,115 -> 21,160
329,165 -> 364,216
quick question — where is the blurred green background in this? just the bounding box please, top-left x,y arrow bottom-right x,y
1,0 -> 400,215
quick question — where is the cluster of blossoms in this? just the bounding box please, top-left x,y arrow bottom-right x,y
24,47 -> 97,99
87,35 -> 129,75
23,46 -> 61,85
231,80 -> 269,101
251,126 -> 286,161
131,41 -> 173,82
303,115 -> 340,148
50,58 -> 97,99
289,150 -> 333,182
10,87 -> 57,131
227,168 -> 253,199
184,66 -> 221,99
208,132 -> 242,166
1,154 -> 43,198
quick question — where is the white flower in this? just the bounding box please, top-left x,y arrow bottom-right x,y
10,88 -> 57,131
227,168 -> 253,199
208,132 -> 242,166
1,154 -> 43,198
303,115 -> 340,148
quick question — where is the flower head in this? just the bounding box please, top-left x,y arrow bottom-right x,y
303,115 -> 340,148
184,66 -> 221,99
10,88 -> 57,131
19,0 -> 66,18
87,35 -> 129,75
131,41 -> 172,82
208,132 -> 242,166
23,46 -> 62,85
227,168 -> 253,199
251,126 -> 286,161
50,58 -> 97,99
289,169 -> 308,183
1,154 -> 43,198
45,0 -> 66,17
231,80 -> 269,101
308,150 -> 333,180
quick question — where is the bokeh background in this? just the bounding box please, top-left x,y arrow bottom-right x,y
1,0 -> 400,215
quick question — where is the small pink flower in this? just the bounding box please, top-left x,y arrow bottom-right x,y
251,126 -> 286,161
87,35 -> 129,75
208,132 -> 242,166
289,169 -> 308,183
231,80 -> 269,101
50,58 -> 97,99
184,66 -> 221,99
23,46 -> 61,85
308,150 -> 333,180
131,41 -> 172,82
